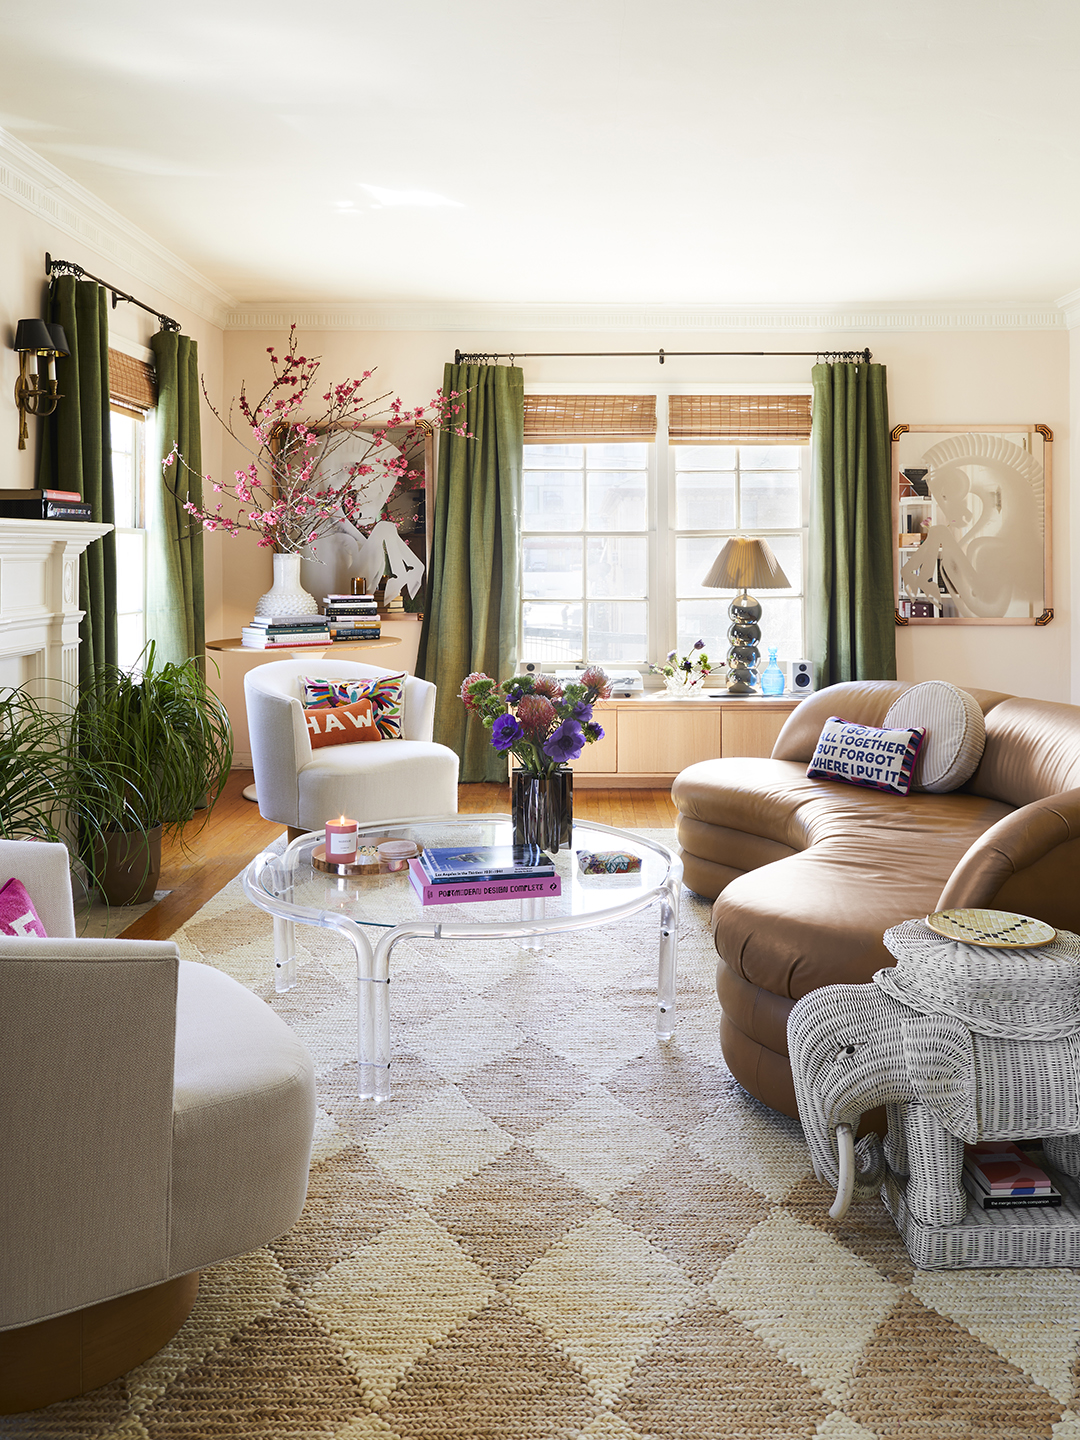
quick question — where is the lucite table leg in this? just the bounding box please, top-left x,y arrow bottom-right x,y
519,897 -> 545,951
349,923 -> 389,1102
273,916 -> 297,993
656,879 -> 679,1040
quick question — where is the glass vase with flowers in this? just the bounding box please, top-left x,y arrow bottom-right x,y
650,640 -> 714,696
459,667 -> 612,851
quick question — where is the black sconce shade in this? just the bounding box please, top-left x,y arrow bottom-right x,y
14,319 -> 56,355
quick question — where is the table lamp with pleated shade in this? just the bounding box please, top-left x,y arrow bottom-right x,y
702,537 -> 790,694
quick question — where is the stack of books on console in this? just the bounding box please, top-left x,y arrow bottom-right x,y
240,614 -> 331,649
962,1142 -> 1063,1210
323,593 -> 381,642
0,488 -> 92,521
408,844 -> 561,906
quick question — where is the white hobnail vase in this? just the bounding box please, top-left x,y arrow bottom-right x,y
664,672 -> 705,697
253,551 -> 319,618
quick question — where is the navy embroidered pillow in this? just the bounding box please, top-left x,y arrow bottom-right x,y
807,716 -> 926,796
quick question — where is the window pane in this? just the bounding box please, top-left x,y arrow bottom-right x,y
676,596 -> 802,669
586,442 -> 647,467
586,537 -> 647,597
522,603 -> 582,663
675,445 -> 738,470
524,444 -> 582,468
739,471 -> 801,528
522,536 -> 582,599
676,472 -> 736,529
587,601 -> 647,662
110,411 -> 136,529
676,534 -> 802,597
739,446 -> 802,470
586,471 -> 646,531
675,601 -> 729,664
117,612 -> 145,673
523,470 -> 583,531
115,532 -> 145,614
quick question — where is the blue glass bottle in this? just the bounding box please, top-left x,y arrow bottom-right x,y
760,648 -> 785,696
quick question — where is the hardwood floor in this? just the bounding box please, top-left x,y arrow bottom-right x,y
121,774 -> 678,942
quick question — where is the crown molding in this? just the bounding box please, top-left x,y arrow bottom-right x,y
224,299 -> 1067,333
0,128 -> 234,330
1055,286 -> 1080,329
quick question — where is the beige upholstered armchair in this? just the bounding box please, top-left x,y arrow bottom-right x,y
0,839 -> 316,1413
244,658 -> 460,834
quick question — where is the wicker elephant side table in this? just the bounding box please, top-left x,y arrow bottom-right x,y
788,910 -> 1080,1269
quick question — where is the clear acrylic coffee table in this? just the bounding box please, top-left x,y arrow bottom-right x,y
243,813 -> 682,1102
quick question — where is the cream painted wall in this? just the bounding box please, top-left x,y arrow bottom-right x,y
222,324 -> 1072,701
0,189 -> 226,638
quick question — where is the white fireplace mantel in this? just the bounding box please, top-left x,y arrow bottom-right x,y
0,519 -> 113,696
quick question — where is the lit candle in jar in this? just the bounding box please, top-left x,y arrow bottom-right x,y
325,815 -> 358,865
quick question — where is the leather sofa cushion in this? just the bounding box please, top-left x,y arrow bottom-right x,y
711,784 -> 1013,1004
967,697 -> 1080,809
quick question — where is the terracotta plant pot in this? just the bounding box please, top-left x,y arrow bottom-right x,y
90,825 -> 163,906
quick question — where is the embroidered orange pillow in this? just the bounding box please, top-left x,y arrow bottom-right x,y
305,697 -> 382,748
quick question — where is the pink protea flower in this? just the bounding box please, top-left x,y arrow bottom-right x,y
531,674 -> 564,701
459,672 -> 494,713
581,666 -> 613,700
516,694 -> 557,739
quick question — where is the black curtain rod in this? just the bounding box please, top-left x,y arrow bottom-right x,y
45,253 -> 180,332
454,347 -> 872,366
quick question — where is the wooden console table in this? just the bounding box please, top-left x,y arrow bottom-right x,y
569,692 -> 804,788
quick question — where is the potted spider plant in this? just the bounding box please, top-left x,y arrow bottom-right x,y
73,644 -> 234,904
0,686 -> 132,862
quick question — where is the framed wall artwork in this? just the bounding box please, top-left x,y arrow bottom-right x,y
892,423 -> 1053,626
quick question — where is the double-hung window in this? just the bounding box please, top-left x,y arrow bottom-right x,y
520,390 -> 811,671
108,349 -> 156,671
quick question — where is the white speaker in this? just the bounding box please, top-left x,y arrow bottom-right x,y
790,660 -> 816,693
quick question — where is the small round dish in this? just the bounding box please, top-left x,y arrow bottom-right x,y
924,908 -> 1057,948
312,837 -> 423,877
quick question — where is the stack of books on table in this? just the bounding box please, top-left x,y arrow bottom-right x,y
408,844 -> 562,906
241,614 -> 331,649
962,1142 -> 1063,1210
323,593 -> 381,642
0,488 -> 92,521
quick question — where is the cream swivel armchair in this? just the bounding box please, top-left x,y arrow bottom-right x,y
244,658 -> 460,835
0,839 -> 316,1413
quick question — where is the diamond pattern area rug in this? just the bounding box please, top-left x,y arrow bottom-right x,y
10,830 -> 1080,1439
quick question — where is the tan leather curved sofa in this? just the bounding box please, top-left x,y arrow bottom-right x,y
671,681 -> 1080,1120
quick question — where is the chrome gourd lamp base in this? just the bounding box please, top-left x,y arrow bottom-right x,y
702,538 -> 790,695
725,589 -> 763,694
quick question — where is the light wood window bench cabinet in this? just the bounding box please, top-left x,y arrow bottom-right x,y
569,693 -> 804,787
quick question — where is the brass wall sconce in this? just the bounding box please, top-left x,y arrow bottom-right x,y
703,536 -> 791,693
13,319 -> 69,449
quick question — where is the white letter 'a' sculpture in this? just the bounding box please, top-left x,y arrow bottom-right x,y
900,432 -> 1044,618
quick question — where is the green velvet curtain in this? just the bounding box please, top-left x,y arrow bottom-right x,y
417,363 -> 523,782
809,361 -> 896,687
38,277 -> 117,686
148,331 -> 204,665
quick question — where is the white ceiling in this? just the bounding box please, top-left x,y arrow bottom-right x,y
2,0 -> 1080,308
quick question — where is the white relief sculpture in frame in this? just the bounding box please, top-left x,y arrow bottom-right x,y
893,423 -> 1053,627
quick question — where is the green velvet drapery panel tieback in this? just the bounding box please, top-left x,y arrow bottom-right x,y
149,331 -> 205,666
417,363 -> 523,782
809,361 -> 896,687
38,276 -> 117,687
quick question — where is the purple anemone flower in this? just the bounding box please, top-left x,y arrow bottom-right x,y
543,719 -> 586,764
571,700 -> 593,724
491,713 -> 523,752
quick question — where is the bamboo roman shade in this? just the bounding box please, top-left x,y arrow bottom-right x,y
668,394 -> 812,445
108,349 -> 157,415
523,394 -> 657,444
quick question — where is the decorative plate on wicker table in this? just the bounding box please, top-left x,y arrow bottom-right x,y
924,908 -> 1057,948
